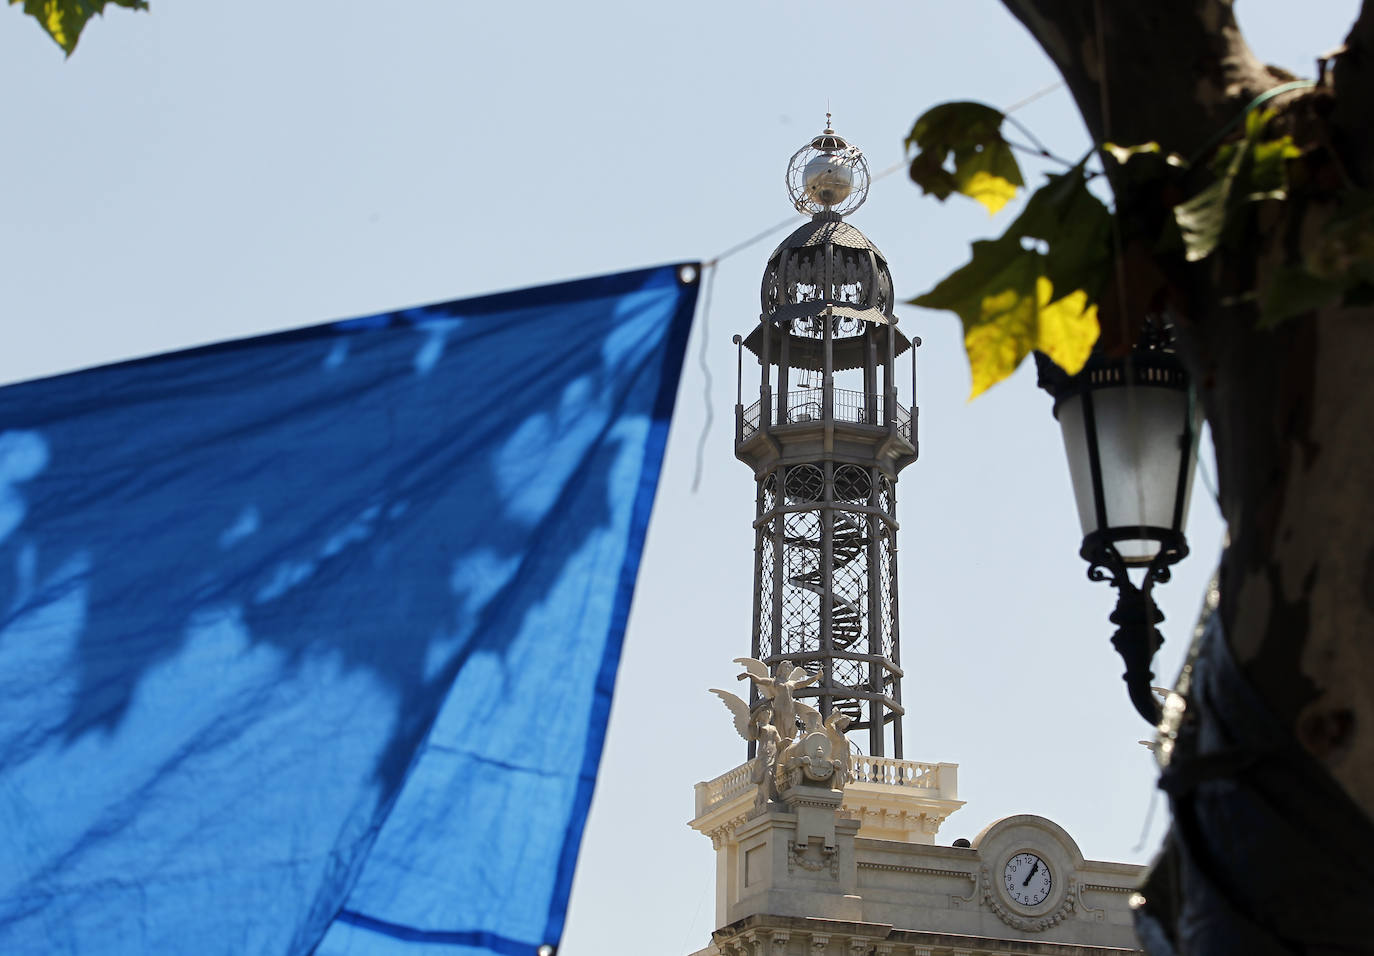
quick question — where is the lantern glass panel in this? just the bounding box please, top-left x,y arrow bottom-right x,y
1057,384 -> 1199,564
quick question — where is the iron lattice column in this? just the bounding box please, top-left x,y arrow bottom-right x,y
734,123 -> 920,758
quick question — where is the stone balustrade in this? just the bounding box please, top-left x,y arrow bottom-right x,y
695,761 -> 755,817
850,755 -> 941,789
695,755 -> 955,818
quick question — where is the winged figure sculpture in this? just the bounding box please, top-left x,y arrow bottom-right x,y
733,657 -> 819,742
709,688 -> 765,742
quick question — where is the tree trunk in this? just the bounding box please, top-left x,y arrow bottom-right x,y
998,0 -> 1374,949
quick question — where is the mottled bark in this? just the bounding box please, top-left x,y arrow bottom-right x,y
1000,0 -> 1274,154
999,0 -> 1374,942
1331,0 -> 1374,182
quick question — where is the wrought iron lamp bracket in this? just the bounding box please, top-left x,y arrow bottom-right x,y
1082,536 -> 1184,726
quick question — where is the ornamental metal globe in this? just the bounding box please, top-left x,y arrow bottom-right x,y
786,120 -> 870,217
802,153 -> 854,206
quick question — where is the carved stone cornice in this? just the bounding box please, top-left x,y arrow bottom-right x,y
1077,880 -> 1133,923
1081,881 -> 1135,893
857,861 -> 978,906
856,862 -> 973,879
782,789 -> 844,813
704,810 -> 753,849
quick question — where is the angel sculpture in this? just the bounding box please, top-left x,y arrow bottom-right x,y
775,701 -> 819,786
709,691 -> 790,808
733,658 -> 820,742
752,717 -> 783,808
710,687 -> 770,743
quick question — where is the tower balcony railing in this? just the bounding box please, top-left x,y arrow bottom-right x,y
850,753 -> 946,790
740,387 -> 912,442
693,754 -> 955,818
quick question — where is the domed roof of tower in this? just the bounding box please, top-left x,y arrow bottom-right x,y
767,215 -> 884,257
759,213 -> 895,328
747,211 -> 906,370
744,120 -> 913,371
744,212 -> 909,371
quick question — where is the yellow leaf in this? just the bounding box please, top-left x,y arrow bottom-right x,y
1035,279 -> 1099,376
907,101 -> 1024,212
962,277 -> 1099,399
961,169 -> 1018,216
1103,142 -> 1161,165
964,285 -> 1035,399
13,0 -> 149,55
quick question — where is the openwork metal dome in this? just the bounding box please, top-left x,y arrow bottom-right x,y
761,216 -> 894,323
746,215 -> 908,371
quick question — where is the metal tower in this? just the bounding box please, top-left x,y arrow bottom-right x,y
732,120 -> 919,758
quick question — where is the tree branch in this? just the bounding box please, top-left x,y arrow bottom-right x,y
1001,0 -> 1374,830
998,0 -> 1272,155
1330,0 -> 1374,184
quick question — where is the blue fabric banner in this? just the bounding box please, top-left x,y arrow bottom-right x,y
0,264 -> 699,955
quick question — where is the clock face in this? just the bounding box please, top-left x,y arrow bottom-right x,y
1003,852 -> 1053,906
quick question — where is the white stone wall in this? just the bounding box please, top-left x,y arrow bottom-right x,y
690,761 -> 1142,955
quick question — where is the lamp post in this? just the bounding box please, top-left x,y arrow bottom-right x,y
1035,317 -> 1202,725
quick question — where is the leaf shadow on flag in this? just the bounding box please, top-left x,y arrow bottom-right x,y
0,271 -> 688,953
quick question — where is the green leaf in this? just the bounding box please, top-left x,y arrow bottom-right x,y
910,239 -> 1027,320
1174,107 -> 1300,262
905,101 -> 1006,155
10,0 -> 147,55
1025,170 -> 1112,299
1174,176 -> 1231,262
1258,265 -> 1346,328
1257,188 -> 1374,326
906,101 -> 1024,215
1247,135 -> 1302,200
1102,141 -> 1188,198
1307,189 -> 1374,280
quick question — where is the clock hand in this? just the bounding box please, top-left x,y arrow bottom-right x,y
1022,860 -> 1040,887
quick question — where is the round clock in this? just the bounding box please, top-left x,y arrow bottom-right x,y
1003,851 -> 1053,906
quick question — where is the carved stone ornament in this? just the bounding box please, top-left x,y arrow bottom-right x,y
981,864 -> 1078,931
777,708 -> 853,794
787,838 -> 839,878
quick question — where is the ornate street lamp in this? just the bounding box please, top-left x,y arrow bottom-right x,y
1035,317 -> 1202,724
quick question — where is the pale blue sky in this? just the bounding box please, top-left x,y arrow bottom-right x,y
1,2 -> 1360,952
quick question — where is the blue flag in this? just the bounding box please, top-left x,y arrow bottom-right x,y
0,264 -> 699,955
